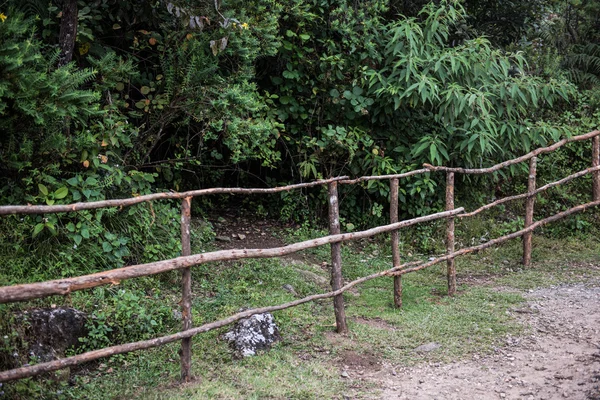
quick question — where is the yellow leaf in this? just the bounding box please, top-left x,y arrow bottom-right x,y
83,160 -> 90,168
101,140 -> 108,147
78,42 -> 90,55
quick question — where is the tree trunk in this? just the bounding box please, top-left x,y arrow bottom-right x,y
58,0 -> 78,67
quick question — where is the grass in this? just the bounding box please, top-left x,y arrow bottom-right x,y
1,219 -> 600,399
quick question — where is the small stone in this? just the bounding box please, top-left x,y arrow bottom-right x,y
222,313 -> 281,358
340,370 -> 349,378
237,234 -> 247,240
172,309 -> 182,320
414,342 -> 441,352
500,393 -> 506,398
215,236 -> 232,242
282,284 -> 298,296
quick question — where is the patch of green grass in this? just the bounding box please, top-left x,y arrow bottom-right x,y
345,285 -> 524,364
162,350 -> 344,400
449,235 -> 600,289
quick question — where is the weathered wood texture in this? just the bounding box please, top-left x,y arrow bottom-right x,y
446,172 -> 456,296
0,209 -> 465,304
423,130 -> 600,175
328,182 -> 348,333
459,165 -> 600,218
593,136 -> 600,201
339,169 -> 430,184
0,177 -> 348,216
390,179 -> 402,308
522,157 -> 537,266
180,197 -> 192,381
2,199 -> 599,383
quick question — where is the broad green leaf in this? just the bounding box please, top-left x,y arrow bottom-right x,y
32,223 -> 44,237
429,143 -> 438,164
54,186 -> 68,199
102,241 -> 113,252
413,140 -> 430,156
45,222 -> 56,235
352,86 -> 363,96
38,184 -> 48,196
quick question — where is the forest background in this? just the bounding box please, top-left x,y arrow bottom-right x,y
1,0 -> 600,396
0,0 -> 599,283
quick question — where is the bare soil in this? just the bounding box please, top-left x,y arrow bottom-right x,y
207,213 -> 322,265
369,283 -> 600,400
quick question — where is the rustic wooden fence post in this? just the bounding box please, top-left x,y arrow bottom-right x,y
327,181 -> 348,333
523,157 -> 537,266
446,172 -> 456,296
390,178 -> 402,308
593,135 -> 600,201
180,197 -> 193,381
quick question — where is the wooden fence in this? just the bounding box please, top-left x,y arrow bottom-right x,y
0,129 -> 599,383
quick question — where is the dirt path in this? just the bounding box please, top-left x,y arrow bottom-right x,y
371,284 -> 600,400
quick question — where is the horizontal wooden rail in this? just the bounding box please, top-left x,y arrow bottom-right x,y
2,129 -> 599,385
423,130 -> 600,174
339,169 -> 430,184
0,209 -> 464,304
2,199 -> 599,383
2,131 -> 598,217
398,198 -> 600,276
459,165 -> 600,218
0,176 -> 349,216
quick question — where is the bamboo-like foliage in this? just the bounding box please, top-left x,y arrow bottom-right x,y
368,1 -> 575,168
